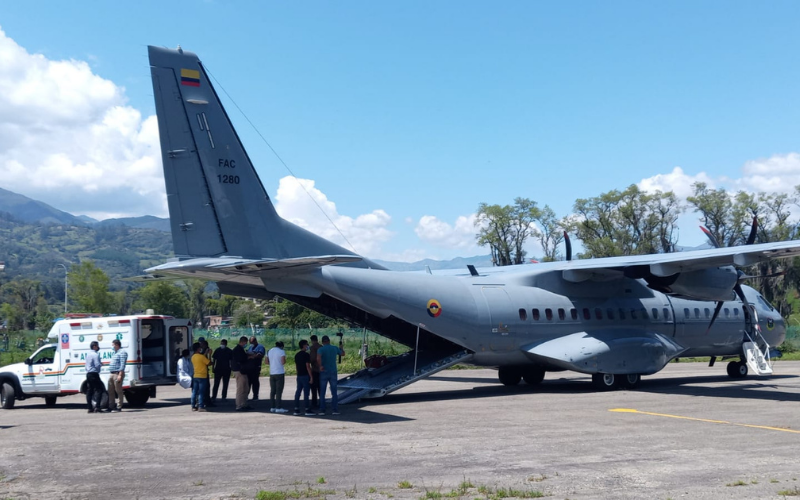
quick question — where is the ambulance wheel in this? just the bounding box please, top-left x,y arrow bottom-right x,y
498,367 -> 522,386
620,374 -> 641,389
522,368 -> 546,386
727,361 -> 748,379
124,390 -> 150,407
1,383 -> 16,409
592,373 -> 618,391
44,396 -> 57,407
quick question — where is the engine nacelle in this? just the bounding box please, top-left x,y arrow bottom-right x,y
646,266 -> 738,302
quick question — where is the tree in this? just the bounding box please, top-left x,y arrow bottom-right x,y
69,261 -> 114,314
531,205 -> 566,262
268,297 -> 330,349
1,278 -> 44,330
186,280 -> 208,328
573,185 -> 682,258
476,198 -> 538,266
232,301 -> 265,334
134,282 -> 189,318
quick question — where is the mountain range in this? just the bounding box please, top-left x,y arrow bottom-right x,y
0,187 -> 491,272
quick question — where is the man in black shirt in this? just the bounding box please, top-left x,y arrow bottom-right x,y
212,339 -> 233,402
231,336 -> 252,411
308,335 -> 321,411
293,339 -> 314,416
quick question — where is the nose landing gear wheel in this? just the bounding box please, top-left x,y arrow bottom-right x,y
592,373 -> 618,391
726,360 -> 748,379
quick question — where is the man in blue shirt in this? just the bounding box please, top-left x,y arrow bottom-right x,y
316,335 -> 345,415
84,341 -> 105,413
107,339 -> 128,412
246,336 -> 266,401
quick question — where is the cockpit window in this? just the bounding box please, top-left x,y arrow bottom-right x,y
757,295 -> 775,312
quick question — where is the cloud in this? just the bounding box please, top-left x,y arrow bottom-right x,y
638,167 -> 715,199
734,153 -> 800,194
415,214 -> 482,250
0,27 -> 165,219
274,176 -> 394,258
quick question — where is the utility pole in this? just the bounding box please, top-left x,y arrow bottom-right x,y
55,264 -> 68,314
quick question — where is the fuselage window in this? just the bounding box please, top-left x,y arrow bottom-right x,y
570,308 -> 578,320
595,308 -> 603,320
757,295 -> 776,312
545,308 -> 553,321
733,308 -> 739,317
583,308 -> 590,320
694,308 -> 700,319
631,309 -> 638,320
663,308 -> 670,320
558,308 -> 566,320
723,308 -> 730,317
606,308 -> 614,320
704,308 -> 711,318
651,308 -> 659,320
619,308 -> 625,320
684,308 -> 690,319
519,308 -> 527,321
532,309 -> 540,321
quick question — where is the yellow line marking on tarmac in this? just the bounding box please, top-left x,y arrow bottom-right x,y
609,408 -> 800,434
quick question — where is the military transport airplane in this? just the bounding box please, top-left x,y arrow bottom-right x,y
143,45 -> 800,402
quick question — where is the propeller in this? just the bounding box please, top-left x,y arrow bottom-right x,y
704,216 -> 759,334
564,231 -> 572,261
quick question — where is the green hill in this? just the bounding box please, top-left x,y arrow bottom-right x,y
0,212 -> 173,303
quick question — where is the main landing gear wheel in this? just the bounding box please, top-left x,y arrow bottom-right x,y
620,374 -> 641,389
726,360 -> 748,379
498,367 -> 522,386
592,373 -> 618,391
522,368 -> 546,386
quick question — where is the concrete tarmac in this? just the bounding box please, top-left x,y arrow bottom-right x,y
2,362 -> 800,500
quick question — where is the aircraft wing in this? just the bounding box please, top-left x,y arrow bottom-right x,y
547,240 -> 800,282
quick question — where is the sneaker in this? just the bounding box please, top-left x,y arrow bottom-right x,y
113,408 -> 122,412
87,408 -> 94,413
198,407 -> 207,412
317,410 -> 325,415
192,407 -> 198,412
332,410 -> 340,415
293,408 -> 300,416
305,410 -> 315,416
276,408 -> 288,414
269,408 -> 276,413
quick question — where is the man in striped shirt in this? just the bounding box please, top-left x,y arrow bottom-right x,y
107,339 -> 128,412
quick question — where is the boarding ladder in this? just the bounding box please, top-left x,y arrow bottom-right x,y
742,306 -> 773,376
336,349 -> 473,405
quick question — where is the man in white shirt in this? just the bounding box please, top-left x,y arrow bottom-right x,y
266,341 -> 287,413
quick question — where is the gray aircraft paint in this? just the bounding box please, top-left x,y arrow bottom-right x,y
144,45 -> 798,395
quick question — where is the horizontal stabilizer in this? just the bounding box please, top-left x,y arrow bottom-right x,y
523,330 -> 687,375
145,255 -> 362,280
123,274 -> 183,283
210,255 -> 362,274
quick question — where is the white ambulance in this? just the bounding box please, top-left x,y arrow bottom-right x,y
0,314 -> 192,409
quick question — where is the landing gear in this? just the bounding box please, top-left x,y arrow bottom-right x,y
592,373 -> 618,391
522,368 -> 546,386
620,374 -> 641,389
498,367 -> 521,386
726,360 -> 748,379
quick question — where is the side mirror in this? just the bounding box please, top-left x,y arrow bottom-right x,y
24,358 -> 32,365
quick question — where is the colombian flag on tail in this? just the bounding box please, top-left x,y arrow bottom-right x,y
180,68 -> 200,87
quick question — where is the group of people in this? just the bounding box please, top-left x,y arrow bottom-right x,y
84,338 -> 129,413
174,334 -> 345,415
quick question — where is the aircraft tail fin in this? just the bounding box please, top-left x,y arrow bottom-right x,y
148,46 -> 362,263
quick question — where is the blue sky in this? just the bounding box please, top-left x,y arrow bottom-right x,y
1,2 -> 799,261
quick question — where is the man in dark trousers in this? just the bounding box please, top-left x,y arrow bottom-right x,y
84,341 -> 106,413
308,335 -> 321,411
246,336 -> 265,401
231,336 -> 252,411
211,339 -> 233,402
